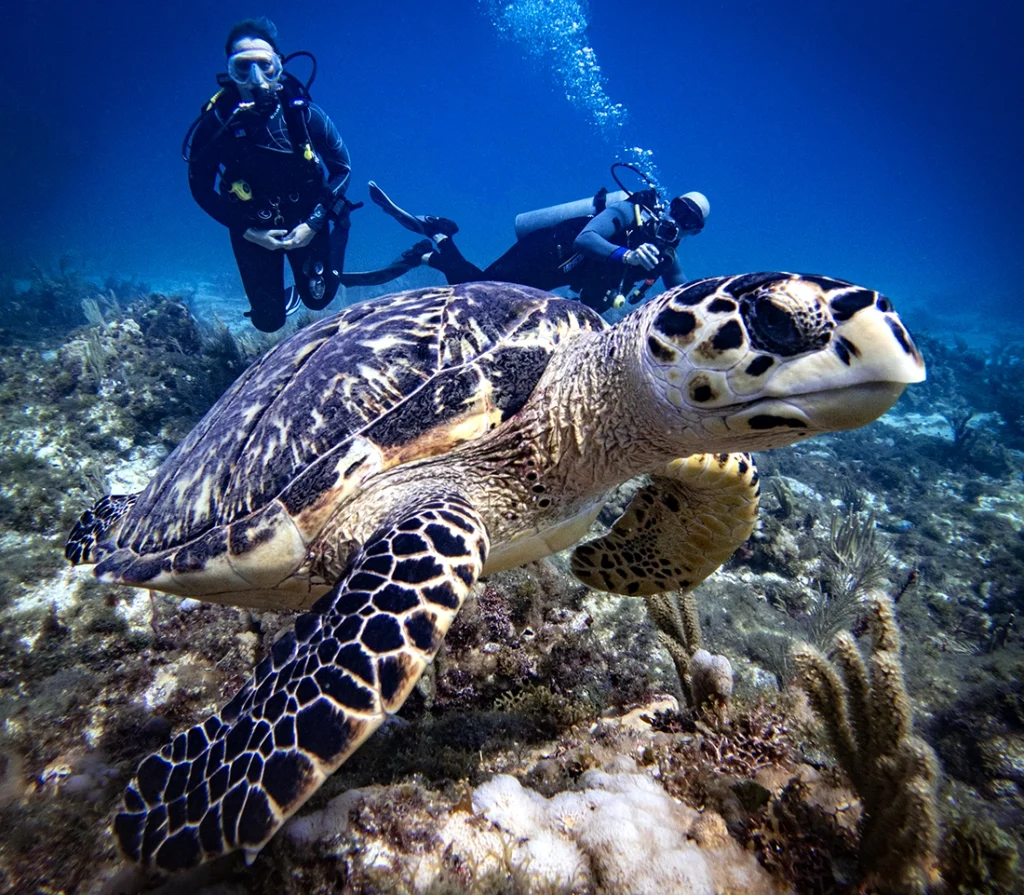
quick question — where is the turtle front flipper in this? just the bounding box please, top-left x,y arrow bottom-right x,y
570,453 -> 759,596
65,493 -> 138,564
114,494 -> 488,872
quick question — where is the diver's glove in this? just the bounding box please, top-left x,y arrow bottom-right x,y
622,243 -> 660,271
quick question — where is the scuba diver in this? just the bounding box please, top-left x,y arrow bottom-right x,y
368,163 -> 710,314
184,18 -> 425,332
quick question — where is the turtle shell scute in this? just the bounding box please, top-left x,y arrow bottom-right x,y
114,284 -> 602,557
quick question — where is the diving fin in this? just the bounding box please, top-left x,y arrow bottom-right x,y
400,239 -> 434,266
336,240 -> 432,288
368,181 -> 459,238
284,285 -> 302,316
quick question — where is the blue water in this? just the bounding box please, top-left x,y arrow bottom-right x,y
4,0 -> 1023,325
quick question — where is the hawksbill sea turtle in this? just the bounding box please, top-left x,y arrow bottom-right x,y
65,273 -> 924,871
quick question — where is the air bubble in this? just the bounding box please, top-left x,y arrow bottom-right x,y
480,0 -> 661,185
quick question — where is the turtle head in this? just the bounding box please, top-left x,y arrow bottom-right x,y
637,272 -> 926,452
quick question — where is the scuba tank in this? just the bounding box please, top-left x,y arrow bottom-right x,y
514,190 -> 629,240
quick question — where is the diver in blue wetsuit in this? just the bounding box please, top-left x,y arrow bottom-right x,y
185,18 -> 422,331
369,178 -> 710,314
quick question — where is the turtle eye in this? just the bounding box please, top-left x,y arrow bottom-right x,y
740,293 -> 833,357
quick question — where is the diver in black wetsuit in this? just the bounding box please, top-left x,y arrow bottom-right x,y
186,18 -> 423,332
368,179 -> 710,314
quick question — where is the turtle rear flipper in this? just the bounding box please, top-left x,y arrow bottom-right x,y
113,494 -> 488,872
65,494 -> 138,564
570,453 -> 759,596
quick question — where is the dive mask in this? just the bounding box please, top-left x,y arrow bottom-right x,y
227,49 -> 283,87
668,196 -> 706,236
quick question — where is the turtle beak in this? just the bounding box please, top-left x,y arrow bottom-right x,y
726,380 -> 909,434
720,297 -> 926,441
791,381 -> 910,429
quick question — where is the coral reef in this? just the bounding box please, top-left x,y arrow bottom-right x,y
939,809 -> 1020,895
687,648 -> 734,716
791,593 -> 940,893
0,282 -> 1022,892
286,759 -> 783,894
644,590 -> 735,718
